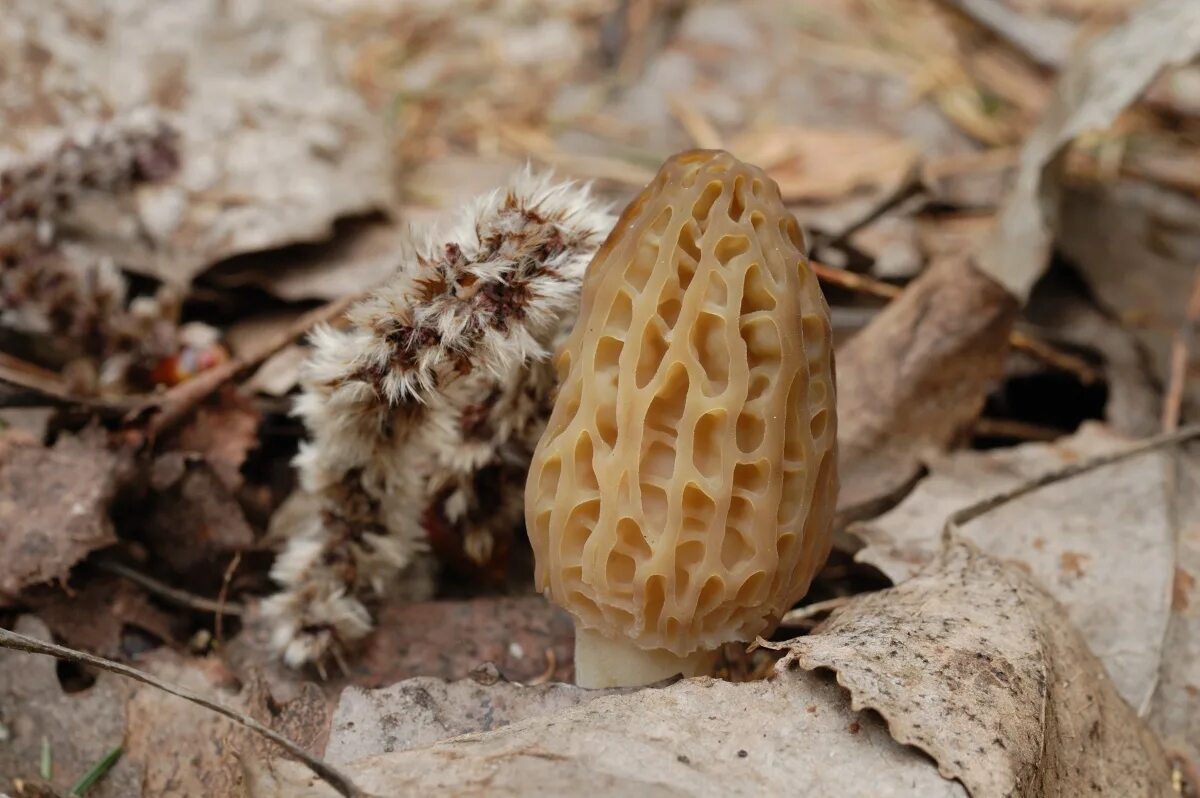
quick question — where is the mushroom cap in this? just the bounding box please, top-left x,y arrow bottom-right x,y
525,150 -> 838,656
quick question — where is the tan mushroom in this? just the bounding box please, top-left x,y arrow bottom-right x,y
525,150 -> 838,688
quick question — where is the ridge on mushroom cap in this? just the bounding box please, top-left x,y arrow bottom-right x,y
525,150 -> 838,657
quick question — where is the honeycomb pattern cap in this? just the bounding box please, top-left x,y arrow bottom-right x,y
526,150 -> 838,657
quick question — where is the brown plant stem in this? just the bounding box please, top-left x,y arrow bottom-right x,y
1162,265 -> 1200,433
810,260 -> 1099,384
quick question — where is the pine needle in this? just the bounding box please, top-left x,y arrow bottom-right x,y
69,746 -> 122,796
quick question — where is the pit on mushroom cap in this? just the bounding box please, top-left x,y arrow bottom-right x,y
525,150 -> 838,688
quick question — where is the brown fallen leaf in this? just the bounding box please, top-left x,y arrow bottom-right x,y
248,670 -> 966,798
852,423 -> 1173,712
169,387 -> 260,493
2,0 -> 394,287
0,431 -> 130,599
24,574 -> 177,659
0,617 -> 138,798
836,256 -> 1018,515
763,541 -> 1173,797
132,452 -> 255,583
730,126 -> 918,204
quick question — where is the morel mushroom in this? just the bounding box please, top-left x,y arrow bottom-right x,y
526,150 -> 838,688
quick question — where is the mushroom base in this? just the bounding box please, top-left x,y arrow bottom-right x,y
573,626 -> 718,688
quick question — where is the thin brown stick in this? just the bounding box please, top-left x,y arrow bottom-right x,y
0,628 -> 366,798
96,559 -> 243,617
215,551 -> 243,646
972,417 -> 1062,442
943,423 -> 1200,540
811,260 -> 1099,384
1162,265 -> 1200,433
135,293 -> 359,441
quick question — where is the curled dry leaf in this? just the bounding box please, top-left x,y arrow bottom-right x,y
249,671 -> 965,798
1,0 -> 393,286
0,431 -> 129,599
763,542 -> 1173,798
1057,178 -> 1200,420
852,423 -> 1173,712
0,617 -> 139,798
975,0 -> 1200,302
836,256 -> 1017,515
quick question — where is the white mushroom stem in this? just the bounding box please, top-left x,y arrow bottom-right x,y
573,626 -> 718,689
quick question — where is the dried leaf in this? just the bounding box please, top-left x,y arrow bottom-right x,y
1150,445 -> 1200,772
852,423 -> 1173,711
25,574 -> 177,659
136,453 -> 254,581
836,256 -> 1017,514
1057,178 -> 1200,419
730,127 -> 918,204
325,676 -> 627,764
1,0 -> 393,286
0,432 -> 128,598
0,617 -> 138,798
766,542 -> 1173,797
976,0 -> 1200,301
171,389 -> 261,492
122,651 -> 330,797
249,670 -> 966,798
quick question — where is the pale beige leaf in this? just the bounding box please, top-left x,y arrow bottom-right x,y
250,672 -> 966,798
766,542 -> 1173,798
852,423 -> 1174,712
1150,445 -> 1200,772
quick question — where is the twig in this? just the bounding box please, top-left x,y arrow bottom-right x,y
669,98 -> 723,150
777,596 -> 856,629
810,172 -> 923,252
215,552 -> 243,646
943,423 -> 1200,540
972,417 -> 1062,442
1162,265 -> 1200,433
96,559 -> 243,617
0,628 -> 366,798
811,260 -> 1099,384
135,293 -> 359,441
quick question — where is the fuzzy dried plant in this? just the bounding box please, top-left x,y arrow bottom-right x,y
262,169 -> 614,668
0,110 -> 189,394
